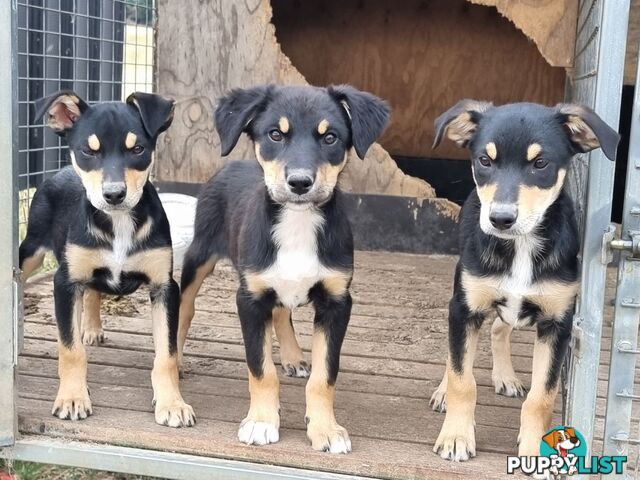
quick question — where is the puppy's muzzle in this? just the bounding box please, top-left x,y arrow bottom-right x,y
286,170 -> 315,196
102,182 -> 127,206
489,204 -> 518,231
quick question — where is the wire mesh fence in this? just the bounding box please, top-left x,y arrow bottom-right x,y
17,0 -> 156,237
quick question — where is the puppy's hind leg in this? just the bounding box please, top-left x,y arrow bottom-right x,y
81,289 -> 104,346
430,362 -> 448,413
273,306 -> 310,378
18,237 -> 47,282
178,244 -> 217,370
491,318 -> 525,397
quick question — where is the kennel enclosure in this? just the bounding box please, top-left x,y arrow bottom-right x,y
1,0 -> 639,479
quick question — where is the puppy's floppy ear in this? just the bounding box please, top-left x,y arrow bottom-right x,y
214,85 -> 272,156
127,92 -> 175,138
34,90 -> 89,135
565,427 -> 576,438
328,84 -> 391,159
542,430 -> 560,448
433,99 -> 493,149
555,103 -> 620,161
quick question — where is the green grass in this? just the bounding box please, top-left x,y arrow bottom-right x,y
0,459 -> 158,479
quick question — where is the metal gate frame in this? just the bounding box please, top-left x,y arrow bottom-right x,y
565,0 -> 630,473
602,42 -> 640,473
0,0 -> 635,478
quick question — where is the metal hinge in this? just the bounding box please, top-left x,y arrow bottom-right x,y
602,224 -> 640,263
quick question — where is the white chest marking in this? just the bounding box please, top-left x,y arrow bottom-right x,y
260,206 -> 329,309
103,212 -> 135,286
497,236 -> 539,326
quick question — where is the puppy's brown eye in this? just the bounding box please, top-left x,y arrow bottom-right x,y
82,147 -> 97,157
533,158 -> 548,169
269,130 -> 283,142
478,155 -> 491,167
324,133 -> 337,145
132,145 -> 145,155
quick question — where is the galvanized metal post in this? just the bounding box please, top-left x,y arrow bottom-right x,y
0,0 -> 19,447
602,47 -> 640,471
565,0 -> 629,465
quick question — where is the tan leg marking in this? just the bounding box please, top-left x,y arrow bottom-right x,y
81,289 -> 104,346
53,293 -> 92,420
434,328 -> 479,461
430,362 -> 449,413
305,328 -> 351,453
238,318 -> 281,445
527,280 -> 578,319
20,248 -> 46,281
460,270 -> 499,312
273,307 -> 309,378
518,339 -> 557,457
491,318 -> 525,397
151,293 -> 195,428
178,257 -> 217,368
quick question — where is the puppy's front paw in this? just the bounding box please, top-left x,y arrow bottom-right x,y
306,418 -> 352,454
52,385 -> 92,420
238,419 -> 280,445
433,415 -> 476,462
492,372 -> 525,397
282,360 -> 310,378
430,386 -> 447,413
82,327 -> 105,346
154,398 -> 196,428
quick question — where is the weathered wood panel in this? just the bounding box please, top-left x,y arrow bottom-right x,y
470,0 -> 578,67
272,0 -> 567,161
155,0 -> 436,199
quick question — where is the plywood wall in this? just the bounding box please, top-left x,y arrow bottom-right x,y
156,0 -> 570,196
272,0 -> 567,160
154,0 -> 435,199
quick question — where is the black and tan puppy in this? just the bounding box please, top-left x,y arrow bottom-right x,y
20,90 -> 195,428
179,84 -> 389,452
429,101 -> 619,462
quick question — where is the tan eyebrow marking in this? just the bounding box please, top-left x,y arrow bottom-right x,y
485,142 -> 497,160
317,119 -> 329,135
278,117 -> 290,133
125,132 -> 137,149
87,134 -> 100,152
527,143 -> 542,161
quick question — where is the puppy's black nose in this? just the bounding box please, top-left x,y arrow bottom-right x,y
103,183 -> 127,205
489,206 -> 517,230
287,174 -> 314,195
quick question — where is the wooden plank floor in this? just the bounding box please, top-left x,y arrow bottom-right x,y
19,250 -> 614,480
